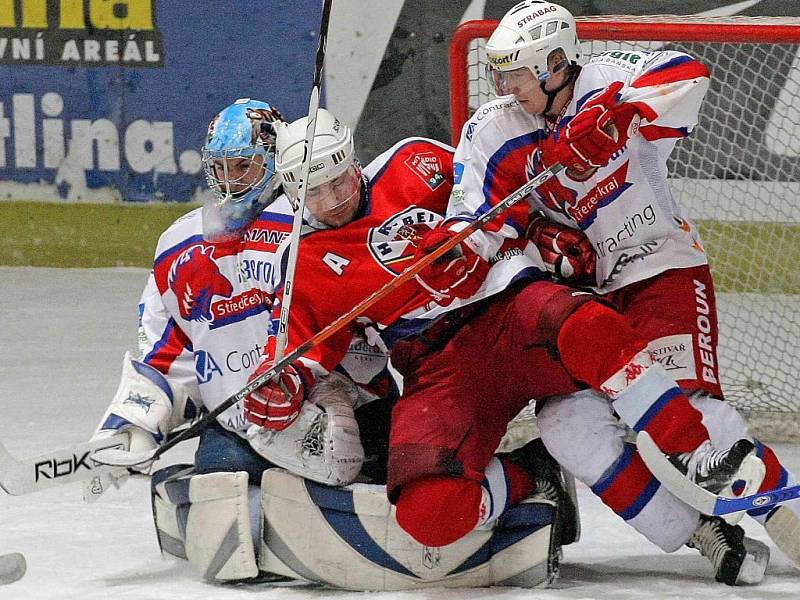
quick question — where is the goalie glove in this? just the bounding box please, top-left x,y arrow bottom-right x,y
244,361 -> 307,431
83,352 -> 193,502
526,215 -> 596,285
412,219 -> 490,305
552,81 -> 641,175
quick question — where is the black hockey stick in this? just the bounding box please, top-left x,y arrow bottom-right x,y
0,433 -> 128,496
92,161 -> 565,469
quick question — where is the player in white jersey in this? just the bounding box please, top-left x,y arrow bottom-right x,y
448,1 -> 796,584
83,99 -> 394,582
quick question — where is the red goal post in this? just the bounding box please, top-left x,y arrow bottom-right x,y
450,15 -> 800,443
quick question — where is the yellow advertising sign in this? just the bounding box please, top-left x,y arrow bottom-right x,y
0,0 -> 163,66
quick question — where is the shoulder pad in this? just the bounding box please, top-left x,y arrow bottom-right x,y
586,50 -> 653,75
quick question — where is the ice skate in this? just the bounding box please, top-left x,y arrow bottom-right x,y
505,438 -> 580,545
687,515 -> 769,585
668,439 -> 763,495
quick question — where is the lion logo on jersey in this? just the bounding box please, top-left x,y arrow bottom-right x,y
525,147 -> 579,213
168,244 -> 233,323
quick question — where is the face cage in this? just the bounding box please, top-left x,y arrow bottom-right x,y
302,163 -> 366,229
201,148 -> 277,241
202,148 -> 274,201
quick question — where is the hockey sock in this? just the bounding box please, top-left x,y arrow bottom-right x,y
395,458 -> 534,547
558,302 -> 708,453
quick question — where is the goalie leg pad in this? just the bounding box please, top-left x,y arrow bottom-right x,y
247,400 -> 364,486
259,469 -> 559,590
151,465 -> 258,581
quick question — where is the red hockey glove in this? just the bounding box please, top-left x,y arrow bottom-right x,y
553,81 -> 641,175
526,215 -> 596,285
412,221 -> 490,305
244,361 -> 305,431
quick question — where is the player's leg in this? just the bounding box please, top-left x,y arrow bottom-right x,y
616,265 -> 799,568
151,464 -> 261,582
549,284 -> 761,494
388,300 -> 545,547
537,389 -> 769,584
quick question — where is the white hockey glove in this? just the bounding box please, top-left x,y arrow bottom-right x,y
247,372 -> 364,486
83,352 -> 194,502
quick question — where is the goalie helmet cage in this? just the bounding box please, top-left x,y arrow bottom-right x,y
450,16 -> 800,443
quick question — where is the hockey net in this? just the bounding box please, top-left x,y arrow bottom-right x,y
452,16 -> 800,443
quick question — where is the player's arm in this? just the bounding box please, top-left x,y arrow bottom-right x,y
554,51 -> 709,174
84,274 -> 199,500
448,120 -> 534,253
243,241 -> 354,431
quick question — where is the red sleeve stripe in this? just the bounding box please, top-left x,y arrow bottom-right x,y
632,58 -> 709,89
144,318 -> 192,372
639,124 -> 689,141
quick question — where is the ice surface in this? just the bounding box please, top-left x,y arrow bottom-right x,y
1,267 -> 798,599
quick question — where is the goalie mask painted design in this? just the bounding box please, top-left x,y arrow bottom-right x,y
201,98 -> 285,241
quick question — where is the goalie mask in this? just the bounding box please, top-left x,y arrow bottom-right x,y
485,1 -> 581,97
275,108 -> 364,228
201,98 -> 284,241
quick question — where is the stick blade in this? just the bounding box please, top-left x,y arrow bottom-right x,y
0,553 -> 26,585
91,447 -> 156,469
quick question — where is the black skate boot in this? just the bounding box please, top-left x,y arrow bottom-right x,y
687,515 -> 769,585
503,438 -> 579,545
668,439 -> 760,494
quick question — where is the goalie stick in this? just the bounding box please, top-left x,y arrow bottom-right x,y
0,553 -> 26,585
0,433 -> 128,496
637,431 -> 800,517
91,163 -> 566,470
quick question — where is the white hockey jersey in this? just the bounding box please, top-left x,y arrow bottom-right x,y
450,49 -> 711,292
137,198 -> 389,436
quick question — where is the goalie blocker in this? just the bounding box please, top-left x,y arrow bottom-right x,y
150,465 -> 563,589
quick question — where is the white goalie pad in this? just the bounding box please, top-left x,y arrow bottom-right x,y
247,400 -> 364,486
151,466 -> 258,582
259,469 -> 559,591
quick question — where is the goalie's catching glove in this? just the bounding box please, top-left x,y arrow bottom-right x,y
526,215 -> 596,285
552,81 -> 641,175
412,219 -> 490,305
244,361 -> 306,431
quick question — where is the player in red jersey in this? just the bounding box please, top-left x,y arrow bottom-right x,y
243,109 -> 761,576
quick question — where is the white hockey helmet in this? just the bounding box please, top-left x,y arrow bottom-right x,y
485,1 -> 581,91
275,108 -> 355,199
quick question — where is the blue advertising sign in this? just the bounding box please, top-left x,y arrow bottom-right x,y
0,0 -> 322,201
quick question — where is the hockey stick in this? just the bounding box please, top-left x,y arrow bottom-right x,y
0,553 -> 26,585
0,433 -> 128,496
638,431 -> 800,516
91,162 -> 565,470
274,0 -> 332,365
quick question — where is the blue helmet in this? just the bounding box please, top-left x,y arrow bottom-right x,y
201,98 -> 284,241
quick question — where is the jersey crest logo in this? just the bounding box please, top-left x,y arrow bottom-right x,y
168,244 -> 234,323
368,206 -> 441,275
404,151 -> 446,190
